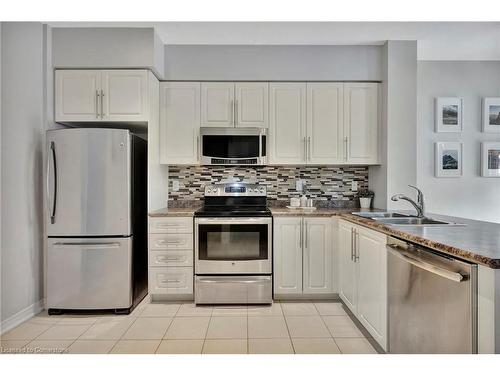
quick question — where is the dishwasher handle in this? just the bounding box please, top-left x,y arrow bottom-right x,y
387,244 -> 466,283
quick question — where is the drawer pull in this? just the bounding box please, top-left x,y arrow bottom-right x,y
156,224 -> 185,228
159,279 -> 182,284
157,239 -> 183,245
157,256 -> 184,262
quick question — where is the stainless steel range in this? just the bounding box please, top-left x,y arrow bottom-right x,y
194,182 -> 272,304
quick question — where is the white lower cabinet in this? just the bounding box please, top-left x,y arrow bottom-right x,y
338,219 -> 387,350
148,216 -> 194,299
274,216 -> 333,296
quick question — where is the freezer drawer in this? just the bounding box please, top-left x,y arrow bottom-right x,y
47,237 -> 133,309
195,276 -> 272,304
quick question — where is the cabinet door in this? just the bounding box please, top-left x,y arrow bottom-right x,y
273,217 -> 303,295
306,83 -> 345,164
201,82 -> 234,127
55,70 -> 101,122
269,83 -> 307,164
344,83 -> 379,164
338,220 -> 357,312
235,82 -> 268,128
101,70 -> 149,122
160,82 -> 200,164
356,227 -> 387,350
303,218 -> 333,294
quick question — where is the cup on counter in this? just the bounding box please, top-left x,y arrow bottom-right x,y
290,197 -> 300,207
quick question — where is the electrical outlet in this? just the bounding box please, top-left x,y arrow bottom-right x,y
351,181 -> 358,191
172,180 -> 180,192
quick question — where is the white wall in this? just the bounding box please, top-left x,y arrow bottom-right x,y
417,61 -> 500,223
369,41 -> 418,210
1,22 -> 47,331
164,45 -> 382,81
52,28 -> 164,78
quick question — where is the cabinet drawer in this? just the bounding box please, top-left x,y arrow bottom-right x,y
149,233 -> 193,251
149,267 -> 193,295
149,217 -> 193,234
149,250 -> 193,267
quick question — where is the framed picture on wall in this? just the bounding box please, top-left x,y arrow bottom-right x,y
435,142 -> 463,177
435,97 -> 463,132
481,142 -> 500,177
482,97 -> 500,133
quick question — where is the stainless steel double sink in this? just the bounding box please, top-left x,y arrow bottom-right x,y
351,212 -> 464,227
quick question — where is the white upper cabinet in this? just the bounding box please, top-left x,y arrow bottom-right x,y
55,70 -> 101,122
160,82 -> 201,165
235,82 -> 269,128
201,82 -> 269,128
344,83 -> 379,164
55,69 -> 149,123
306,83 -> 344,164
273,217 -> 303,295
303,218 -> 333,294
201,82 -> 235,127
269,83 -> 307,164
101,70 -> 149,122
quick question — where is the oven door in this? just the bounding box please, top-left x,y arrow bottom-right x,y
195,217 -> 272,274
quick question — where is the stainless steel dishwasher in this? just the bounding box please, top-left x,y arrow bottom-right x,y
387,237 -> 477,354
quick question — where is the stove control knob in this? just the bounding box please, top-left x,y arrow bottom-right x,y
213,188 -> 219,194
259,187 -> 265,194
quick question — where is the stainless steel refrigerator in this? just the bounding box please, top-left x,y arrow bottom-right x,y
46,128 -> 147,314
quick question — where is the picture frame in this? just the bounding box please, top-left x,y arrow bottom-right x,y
482,97 -> 500,133
481,142 -> 500,177
435,142 -> 463,178
435,97 -> 463,133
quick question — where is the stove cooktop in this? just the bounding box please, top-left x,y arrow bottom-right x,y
194,206 -> 272,217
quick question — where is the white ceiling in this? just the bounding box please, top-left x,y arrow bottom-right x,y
48,22 -> 500,60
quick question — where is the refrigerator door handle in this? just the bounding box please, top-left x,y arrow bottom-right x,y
53,242 -> 121,248
48,141 -> 57,224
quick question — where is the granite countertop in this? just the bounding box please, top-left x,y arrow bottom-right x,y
148,207 -> 199,217
270,207 -> 354,216
339,213 -> 500,269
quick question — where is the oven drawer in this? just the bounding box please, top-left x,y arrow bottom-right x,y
149,217 -> 193,234
195,276 -> 272,304
149,233 -> 193,251
149,250 -> 193,267
149,267 -> 193,295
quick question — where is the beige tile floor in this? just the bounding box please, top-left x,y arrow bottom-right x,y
0,298 -> 378,354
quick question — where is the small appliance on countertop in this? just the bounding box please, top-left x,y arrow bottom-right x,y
194,182 -> 272,304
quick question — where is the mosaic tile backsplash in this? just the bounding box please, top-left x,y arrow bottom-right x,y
168,166 -> 368,203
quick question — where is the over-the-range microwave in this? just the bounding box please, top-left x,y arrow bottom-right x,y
200,127 -> 267,165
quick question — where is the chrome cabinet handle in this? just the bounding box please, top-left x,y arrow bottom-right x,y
95,90 -> 100,118
235,100 -> 239,126
354,230 -> 359,262
344,137 -> 348,161
304,137 -> 307,161
100,89 -> 104,118
308,137 -> 311,161
160,279 -> 182,284
299,220 -> 303,249
157,255 -> 184,262
196,135 -> 200,161
157,239 -> 182,245
230,99 -> 234,125
350,228 -> 355,261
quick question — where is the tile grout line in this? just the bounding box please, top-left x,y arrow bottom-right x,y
280,304 -> 296,354
200,304 -> 214,354
313,300 -> 343,354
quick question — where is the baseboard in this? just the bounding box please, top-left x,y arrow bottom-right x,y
0,299 -> 45,335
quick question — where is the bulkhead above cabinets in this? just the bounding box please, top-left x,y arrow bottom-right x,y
55,69 -> 151,125
158,81 -> 380,166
